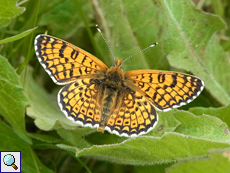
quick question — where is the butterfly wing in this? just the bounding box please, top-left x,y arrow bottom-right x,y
58,78 -> 103,128
34,35 -> 108,85
105,88 -> 158,137
125,70 -> 204,111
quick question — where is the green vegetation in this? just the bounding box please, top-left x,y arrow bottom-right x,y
0,0 -> 230,172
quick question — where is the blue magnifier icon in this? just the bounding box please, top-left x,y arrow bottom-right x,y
3,154 -> 18,170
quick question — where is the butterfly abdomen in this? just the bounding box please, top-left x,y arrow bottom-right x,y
98,86 -> 119,132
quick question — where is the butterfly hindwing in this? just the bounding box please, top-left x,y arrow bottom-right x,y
125,70 -> 204,111
105,88 -> 158,137
58,78 -> 102,128
34,35 -> 107,85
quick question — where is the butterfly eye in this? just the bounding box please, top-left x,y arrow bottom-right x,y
120,66 -> 124,71
111,64 -> 115,67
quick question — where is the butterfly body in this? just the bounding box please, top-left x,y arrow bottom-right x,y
90,59 -> 131,132
35,34 -> 204,137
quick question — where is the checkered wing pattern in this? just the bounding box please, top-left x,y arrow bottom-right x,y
58,78 -> 102,127
34,35 -> 107,85
105,88 -> 158,137
125,70 -> 204,111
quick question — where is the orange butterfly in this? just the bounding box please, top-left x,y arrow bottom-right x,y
34,33 -> 204,137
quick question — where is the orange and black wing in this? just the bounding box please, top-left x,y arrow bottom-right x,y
58,78 -> 102,128
34,35 -> 108,85
125,70 -> 204,111
104,88 -> 158,137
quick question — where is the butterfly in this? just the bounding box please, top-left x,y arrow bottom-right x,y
34,34 -> 204,137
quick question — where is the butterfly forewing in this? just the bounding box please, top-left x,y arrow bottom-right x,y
125,70 -> 204,111
34,35 -> 107,85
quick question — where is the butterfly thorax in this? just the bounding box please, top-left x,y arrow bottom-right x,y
105,65 -> 124,87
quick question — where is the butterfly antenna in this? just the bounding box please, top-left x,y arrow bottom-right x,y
96,25 -> 116,63
121,42 -> 158,65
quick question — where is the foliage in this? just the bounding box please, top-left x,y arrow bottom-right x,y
0,0 -> 230,172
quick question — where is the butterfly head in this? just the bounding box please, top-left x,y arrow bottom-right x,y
111,59 -> 124,70
106,59 -> 124,87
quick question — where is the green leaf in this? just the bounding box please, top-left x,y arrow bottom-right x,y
76,133 -> 230,165
57,128 -> 92,149
148,110 -> 181,137
96,0 -> 168,71
0,120 -> 53,173
38,0 -> 94,39
20,67 -> 79,131
174,110 -> 230,142
0,55 -> 31,144
161,0 -> 230,105
0,0 -> 25,27
167,149 -> 230,173
135,163 -> 173,173
189,104 -> 230,129
28,133 -> 62,143
56,144 -> 80,153
0,27 -> 37,45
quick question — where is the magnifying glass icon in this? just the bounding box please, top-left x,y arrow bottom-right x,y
3,154 -> 18,170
